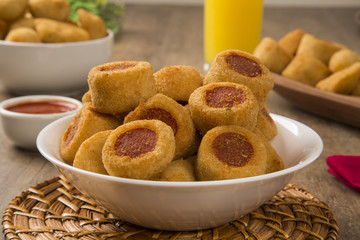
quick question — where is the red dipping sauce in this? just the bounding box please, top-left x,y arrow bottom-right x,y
6,100 -> 78,114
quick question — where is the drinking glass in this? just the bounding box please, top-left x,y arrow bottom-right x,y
204,0 -> 264,70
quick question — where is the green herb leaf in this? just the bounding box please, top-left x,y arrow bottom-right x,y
68,0 -> 124,33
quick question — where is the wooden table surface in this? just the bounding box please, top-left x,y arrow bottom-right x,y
1,4 -> 359,240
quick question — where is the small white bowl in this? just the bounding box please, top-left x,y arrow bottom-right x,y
0,30 -> 113,95
37,113 -> 323,231
0,95 -> 82,150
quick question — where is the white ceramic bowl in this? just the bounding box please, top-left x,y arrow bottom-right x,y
37,113 -> 323,231
0,30 -> 113,95
0,95 -> 82,150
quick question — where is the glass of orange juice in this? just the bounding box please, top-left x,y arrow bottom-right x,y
204,0 -> 264,70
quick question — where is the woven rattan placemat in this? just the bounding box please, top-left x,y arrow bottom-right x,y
2,175 -> 339,240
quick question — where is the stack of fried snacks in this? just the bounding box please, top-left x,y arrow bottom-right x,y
62,51 -> 285,182
0,0 -> 107,43
253,29 -> 360,96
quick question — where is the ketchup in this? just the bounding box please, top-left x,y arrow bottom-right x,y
6,100 -> 77,114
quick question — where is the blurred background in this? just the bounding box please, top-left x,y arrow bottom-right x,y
117,0 -> 360,7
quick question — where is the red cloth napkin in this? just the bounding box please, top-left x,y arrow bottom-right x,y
326,155 -> 360,192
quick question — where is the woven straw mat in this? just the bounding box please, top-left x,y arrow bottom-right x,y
2,175 -> 339,240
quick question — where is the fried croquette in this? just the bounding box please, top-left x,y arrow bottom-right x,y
158,158 -> 196,182
73,130 -> 112,175
203,49 -> 274,105
88,61 -> 156,114
124,93 -> 196,159
296,33 -> 344,65
253,127 -> 284,174
256,105 -> 277,140
315,62 -> 360,94
0,0 -> 27,22
28,0 -> 70,21
278,29 -> 305,56
81,90 -> 92,103
102,120 -> 175,180
196,125 -> 267,181
329,49 -> 359,72
5,27 -> 41,43
188,82 -> 259,135
0,20 -> 8,40
253,37 -> 292,74
60,103 -> 121,163
77,8 -> 107,40
34,18 -> 90,43
351,81 -> 360,96
154,65 -> 203,103
282,54 -> 330,86
9,18 -> 35,31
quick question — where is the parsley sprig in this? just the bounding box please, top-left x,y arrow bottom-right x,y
68,0 -> 125,34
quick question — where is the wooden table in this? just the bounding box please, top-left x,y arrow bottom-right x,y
1,4 -> 359,239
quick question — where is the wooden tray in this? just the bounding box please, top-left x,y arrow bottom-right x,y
272,72 -> 360,128
2,175 -> 339,240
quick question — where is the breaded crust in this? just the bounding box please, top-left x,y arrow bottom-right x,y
196,125 -> 267,181
73,130 -> 112,175
203,49 -> 274,105
88,61 -> 156,114
124,93 -> 196,159
188,82 -> 259,135
60,103 -> 120,162
102,120 -> 175,180
154,65 -> 203,103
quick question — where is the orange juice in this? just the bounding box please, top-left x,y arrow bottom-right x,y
204,0 -> 263,67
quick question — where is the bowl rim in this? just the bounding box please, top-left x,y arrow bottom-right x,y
0,29 -> 113,47
0,95 -> 82,118
37,113 -> 323,188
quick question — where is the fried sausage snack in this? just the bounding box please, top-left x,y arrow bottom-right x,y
196,125 -> 267,181
256,105 -> 277,140
188,82 -> 259,135
253,127 -> 284,174
34,18 -> 90,43
154,65 -> 203,103
77,8 -> 107,40
158,158 -> 196,182
88,61 -> 156,114
102,120 -> 175,180
60,103 -> 120,162
124,93 -> 196,159
203,49 -> 274,105
263,140 -> 284,174
73,130 -> 112,175
81,90 -> 92,103
253,37 -> 292,74
28,0 -> 70,21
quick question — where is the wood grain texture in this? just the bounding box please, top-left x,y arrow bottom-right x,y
272,72 -> 360,128
1,5 -> 360,240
